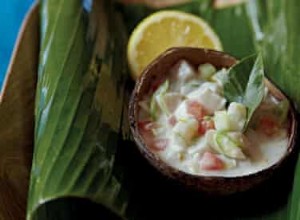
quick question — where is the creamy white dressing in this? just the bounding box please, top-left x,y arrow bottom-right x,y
159,129 -> 288,177
138,60 -> 289,177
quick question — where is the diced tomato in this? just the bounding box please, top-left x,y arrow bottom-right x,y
168,115 -> 177,126
149,138 -> 168,151
198,119 -> 215,135
199,152 -> 225,171
259,116 -> 279,136
186,100 -> 207,121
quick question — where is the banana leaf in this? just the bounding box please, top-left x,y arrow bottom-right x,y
27,0 -> 131,219
28,0 -> 300,219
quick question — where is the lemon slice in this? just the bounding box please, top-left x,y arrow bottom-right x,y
127,10 -> 222,79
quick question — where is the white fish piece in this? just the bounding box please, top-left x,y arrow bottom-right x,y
163,92 -> 184,113
188,88 -> 226,114
174,60 -> 196,82
172,117 -> 198,145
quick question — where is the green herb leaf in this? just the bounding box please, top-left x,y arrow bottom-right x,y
223,54 -> 265,128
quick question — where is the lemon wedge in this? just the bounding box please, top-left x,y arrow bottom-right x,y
127,10 -> 222,79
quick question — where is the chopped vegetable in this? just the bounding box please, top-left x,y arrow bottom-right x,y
198,63 -> 216,80
213,111 -> 231,131
173,118 -> 198,144
213,103 -> 247,132
150,80 -> 169,119
215,132 -> 246,159
198,119 -> 215,135
199,152 -> 225,170
227,102 -> 247,131
227,132 -> 245,148
188,88 -> 226,114
186,100 -> 207,121
206,131 -> 245,160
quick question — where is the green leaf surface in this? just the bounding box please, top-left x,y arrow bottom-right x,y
223,55 -> 265,127
28,0 -> 130,219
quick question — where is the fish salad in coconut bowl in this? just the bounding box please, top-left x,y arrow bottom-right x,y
129,48 -> 297,194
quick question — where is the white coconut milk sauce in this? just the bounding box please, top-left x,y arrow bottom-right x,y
137,60 -> 289,177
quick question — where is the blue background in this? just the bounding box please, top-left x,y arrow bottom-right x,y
0,0 -> 34,89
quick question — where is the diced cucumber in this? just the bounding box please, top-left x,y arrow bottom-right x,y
227,132 -> 244,148
150,80 -> 169,119
214,111 -> 231,131
205,130 -> 246,160
228,102 -> 247,131
198,63 -> 216,80
213,103 -> 247,132
214,132 -> 246,160
156,94 -> 170,115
